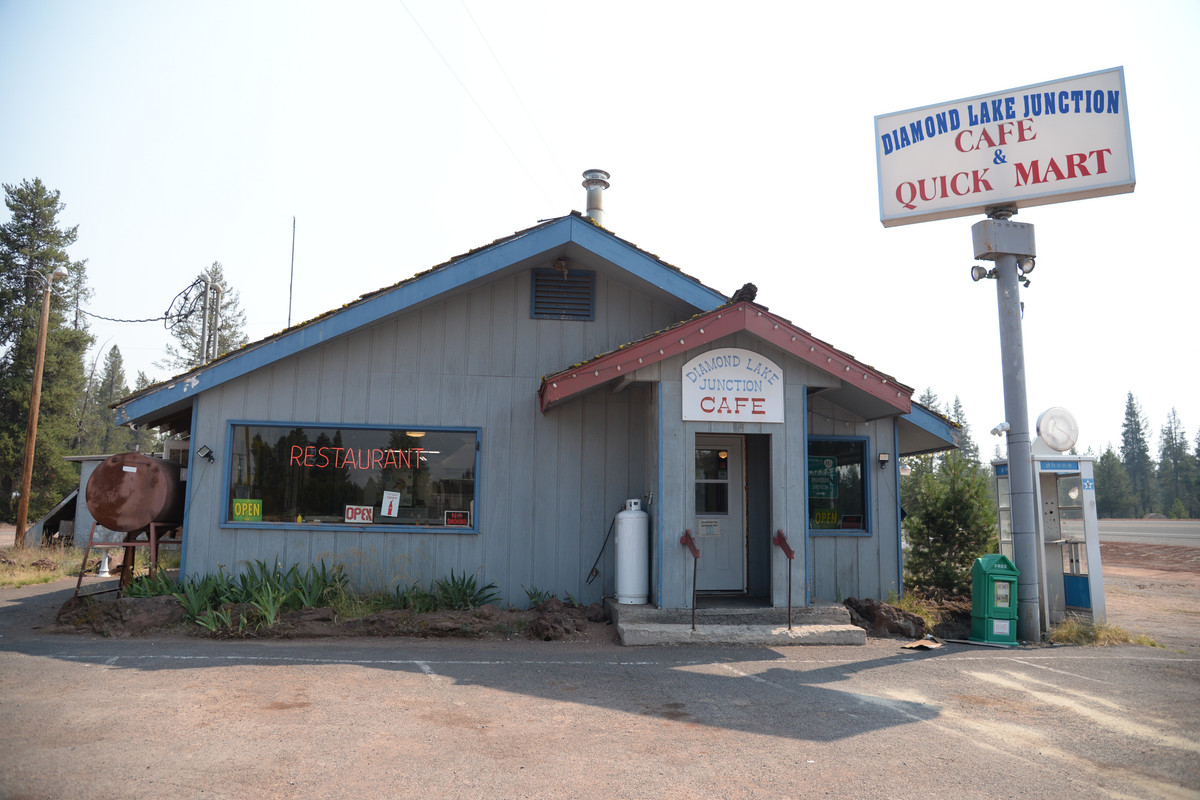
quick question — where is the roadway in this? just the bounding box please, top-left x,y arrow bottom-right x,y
1098,518 -> 1200,548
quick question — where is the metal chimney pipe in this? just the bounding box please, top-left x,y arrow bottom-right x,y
581,169 -> 610,226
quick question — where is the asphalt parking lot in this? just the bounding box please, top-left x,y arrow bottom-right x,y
1,581 -> 1198,799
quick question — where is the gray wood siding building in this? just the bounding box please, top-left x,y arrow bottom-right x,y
116,213 -> 957,609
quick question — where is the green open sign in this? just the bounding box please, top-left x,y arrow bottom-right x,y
231,498 -> 263,522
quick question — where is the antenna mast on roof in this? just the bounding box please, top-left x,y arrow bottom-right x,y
288,216 -> 296,328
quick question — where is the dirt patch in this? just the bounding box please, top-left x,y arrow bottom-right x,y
1100,542 -> 1200,656
847,543 -> 1200,651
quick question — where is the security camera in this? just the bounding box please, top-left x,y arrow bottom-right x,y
990,422 -> 1011,436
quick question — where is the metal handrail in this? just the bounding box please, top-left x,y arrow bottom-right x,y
773,530 -> 795,629
680,530 -> 700,631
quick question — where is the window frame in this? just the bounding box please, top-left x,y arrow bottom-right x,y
806,436 -> 872,537
220,420 -> 482,534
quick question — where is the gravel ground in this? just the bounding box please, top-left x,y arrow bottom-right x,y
0,538 -> 1196,799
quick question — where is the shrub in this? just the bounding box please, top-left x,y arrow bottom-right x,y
903,453 -> 996,595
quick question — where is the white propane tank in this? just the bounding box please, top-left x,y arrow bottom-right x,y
615,498 -> 649,604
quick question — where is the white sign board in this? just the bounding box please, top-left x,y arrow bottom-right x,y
875,67 -> 1134,227
682,348 -> 783,423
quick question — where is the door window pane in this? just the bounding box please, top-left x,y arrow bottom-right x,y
695,448 -> 730,514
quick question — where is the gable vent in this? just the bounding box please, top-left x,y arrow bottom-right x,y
531,267 -> 595,320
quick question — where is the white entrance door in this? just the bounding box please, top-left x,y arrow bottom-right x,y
694,435 -> 746,592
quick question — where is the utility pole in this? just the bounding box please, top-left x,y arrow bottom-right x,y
14,266 -> 69,548
972,211 -> 1041,642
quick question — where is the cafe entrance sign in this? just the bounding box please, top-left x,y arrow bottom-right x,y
682,348 -> 783,423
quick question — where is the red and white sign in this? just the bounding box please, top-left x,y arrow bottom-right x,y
380,491 -> 401,517
444,511 -> 471,527
682,348 -> 783,423
875,67 -> 1134,227
344,504 -> 374,524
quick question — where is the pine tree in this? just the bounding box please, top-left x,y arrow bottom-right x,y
903,449 -> 997,595
1095,445 -> 1136,518
129,371 -> 161,453
1119,393 -> 1155,517
157,261 -> 248,372
0,179 -> 92,524
1157,409 -> 1195,518
950,396 -> 980,465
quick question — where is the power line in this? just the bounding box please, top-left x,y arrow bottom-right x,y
459,0 -> 566,179
398,0 -> 555,208
77,277 -> 207,330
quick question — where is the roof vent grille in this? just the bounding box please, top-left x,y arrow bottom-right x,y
531,268 -> 595,320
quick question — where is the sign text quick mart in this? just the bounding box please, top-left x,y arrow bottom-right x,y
875,67 -> 1134,227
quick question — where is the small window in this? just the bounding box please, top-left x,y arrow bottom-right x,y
808,439 -> 867,532
531,268 -> 595,320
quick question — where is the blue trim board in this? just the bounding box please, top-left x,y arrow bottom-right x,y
655,386 -> 664,608
178,401 -> 200,579
219,420 -> 483,535
802,388 -> 810,606
901,404 -> 959,448
117,216 -> 726,427
894,421 -> 903,596
569,222 -> 726,311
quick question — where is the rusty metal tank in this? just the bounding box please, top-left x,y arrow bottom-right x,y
85,452 -> 184,533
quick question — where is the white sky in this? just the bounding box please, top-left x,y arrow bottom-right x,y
2,0 -> 1196,459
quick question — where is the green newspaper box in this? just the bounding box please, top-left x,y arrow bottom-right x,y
970,554 -> 1019,646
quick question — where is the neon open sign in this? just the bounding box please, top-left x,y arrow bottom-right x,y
289,446 -> 424,471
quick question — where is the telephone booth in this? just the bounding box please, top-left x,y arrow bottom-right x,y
991,452 -> 1106,628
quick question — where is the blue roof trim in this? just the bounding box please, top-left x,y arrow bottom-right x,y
116,215 -> 726,426
902,404 -> 960,448
569,222 -> 726,311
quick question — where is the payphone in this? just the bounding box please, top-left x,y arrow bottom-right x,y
991,408 -> 1106,628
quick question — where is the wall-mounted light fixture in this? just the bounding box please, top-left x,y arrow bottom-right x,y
878,452 -> 890,470
196,445 -> 215,463
970,265 -> 993,282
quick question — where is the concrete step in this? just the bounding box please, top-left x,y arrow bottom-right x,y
605,600 -> 867,646
617,621 -> 867,646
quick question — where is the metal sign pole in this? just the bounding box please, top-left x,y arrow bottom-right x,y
972,214 -> 1041,643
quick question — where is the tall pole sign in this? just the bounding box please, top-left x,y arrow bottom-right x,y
875,68 -> 1135,643
875,67 -> 1134,227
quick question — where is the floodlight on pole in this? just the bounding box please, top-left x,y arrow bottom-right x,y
14,265 -> 70,549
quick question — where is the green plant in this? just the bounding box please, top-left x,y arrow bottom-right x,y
249,582 -> 287,627
887,590 -> 940,632
436,570 -> 500,610
327,585 -> 391,619
903,452 -> 997,595
292,562 -> 348,608
394,582 -> 439,613
195,607 -> 232,633
1049,615 -> 1163,648
522,584 -> 556,608
173,575 -> 221,620
123,570 -> 178,598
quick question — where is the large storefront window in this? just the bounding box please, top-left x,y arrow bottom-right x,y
226,423 -> 479,530
808,438 -> 867,532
